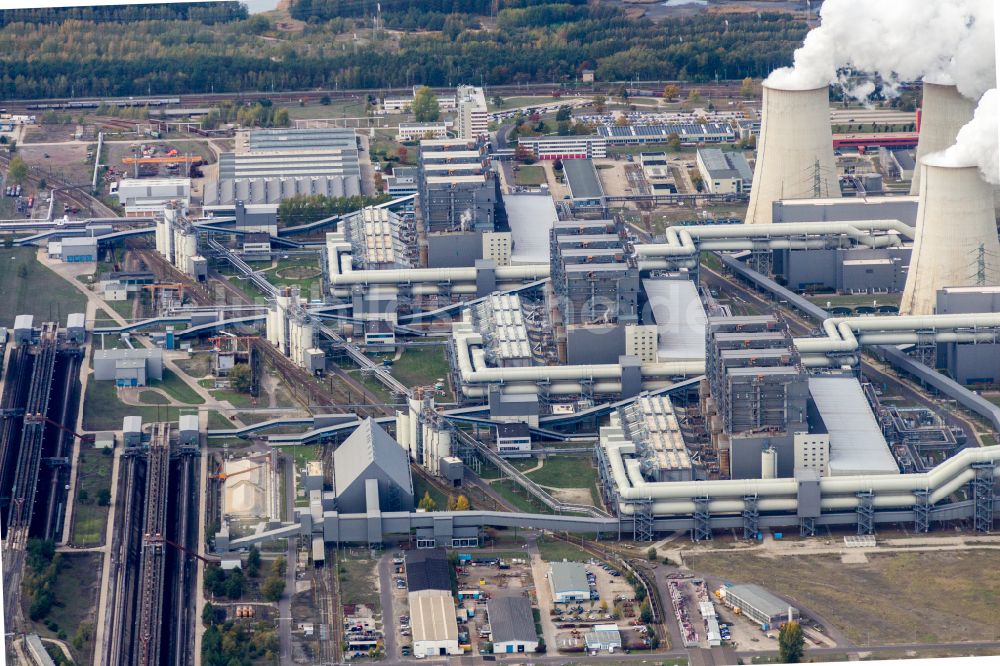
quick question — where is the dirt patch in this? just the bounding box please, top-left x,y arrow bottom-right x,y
18,142 -> 92,186
687,549 -> 1000,644
23,125 -> 77,143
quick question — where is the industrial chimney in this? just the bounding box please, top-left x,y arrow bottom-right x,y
909,82 -> 976,195
744,83 -> 841,225
900,159 -> 1000,315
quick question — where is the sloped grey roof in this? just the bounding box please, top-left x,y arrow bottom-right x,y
488,596 -> 537,644
333,418 -> 412,499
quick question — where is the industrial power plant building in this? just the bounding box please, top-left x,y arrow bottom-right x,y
722,584 -> 798,629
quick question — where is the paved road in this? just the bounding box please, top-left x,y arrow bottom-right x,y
377,553 -> 399,660
278,453 -> 295,662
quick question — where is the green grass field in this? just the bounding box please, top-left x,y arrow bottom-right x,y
71,446 -> 114,546
526,456 -> 596,489
28,553 -> 101,664
138,390 -> 169,405
514,165 -> 547,187
151,368 -> 205,405
413,474 -> 449,511
83,377 -> 231,431
536,537 -> 592,563
0,248 -> 86,327
261,257 -> 323,297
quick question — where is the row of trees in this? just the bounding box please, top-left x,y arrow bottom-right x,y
417,490 -> 470,511
0,8 -> 806,99
276,193 -> 392,228
0,2 -> 245,26
201,100 -> 291,130
201,604 -> 280,666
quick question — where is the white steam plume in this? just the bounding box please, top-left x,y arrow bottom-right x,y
928,88 -> 999,185
766,0 -> 995,100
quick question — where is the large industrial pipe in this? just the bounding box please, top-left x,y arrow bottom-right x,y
329,263 -> 549,286
792,312 -> 1000,356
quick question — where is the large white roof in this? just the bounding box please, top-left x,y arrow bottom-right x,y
504,194 -> 557,265
808,375 -> 899,476
643,278 -> 707,361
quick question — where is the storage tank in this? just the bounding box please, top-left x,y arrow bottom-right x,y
761,447 -> 778,480
396,411 -> 411,450
183,232 -> 198,274
297,320 -> 314,367
745,83 -> 841,225
910,82 -> 976,195
900,160 -> 1000,315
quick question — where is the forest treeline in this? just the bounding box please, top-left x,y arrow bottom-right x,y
0,2 -> 806,99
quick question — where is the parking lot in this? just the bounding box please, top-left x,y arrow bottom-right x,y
455,553 -> 536,655
534,558 -> 647,654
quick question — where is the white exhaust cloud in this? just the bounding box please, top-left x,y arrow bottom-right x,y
929,88 -> 999,185
765,0 -> 995,101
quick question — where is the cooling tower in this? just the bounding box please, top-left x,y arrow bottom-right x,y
909,83 -> 977,195
900,160 -> 1000,315
744,83 -> 840,225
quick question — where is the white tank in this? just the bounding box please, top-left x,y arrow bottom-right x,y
396,412 -> 411,450
408,399 -> 421,461
761,447 -> 778,480
745,84 -> 841,225
901,161 -> 1000,315
435,430 -> 451,476
183,232 -> 198,274
910,83 -> 976,196
297,321 -> 314,367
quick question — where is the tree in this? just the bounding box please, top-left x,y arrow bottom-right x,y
7,139 -> 16,153
639,600 -> 653,623
455,495 -> 471,511
246,15 -> 270,34
320,95 -> 331,106
666,133 -> 682,152
229,363 -> 252,393
446,495 -> 457,511
555,105 -> 571,122
8,156 -> 28,183
246,546 -> 261,578
224,570 -> 244,599
38,179 -> 46,190
662,84 -> 680,101
396,146 -> 408,162
202,602 -> 215,627
261,576 -> 286,602
412,86 -> 440,122
418,490 -> 437,511
740,76 -> 757,99
97,488 -> 111,506
553,159 -> 564,172
687,89 -> 703,104
78,488 -> 90,503
614,115 -> 630,127
779,620 -> 805,663
593,95 -> 606,114
492,95 -> 503,109
646,547 -> 657,560
272,555 -> 287,577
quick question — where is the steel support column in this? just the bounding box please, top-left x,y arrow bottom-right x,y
742,494 -> 759,540
692,497 -> 712,542
972,461 -> 995,534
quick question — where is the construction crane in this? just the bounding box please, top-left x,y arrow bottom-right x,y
214,452 -> 270,481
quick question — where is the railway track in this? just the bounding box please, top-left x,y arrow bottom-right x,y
0,152 -> 116,219
136,422 -> 171,666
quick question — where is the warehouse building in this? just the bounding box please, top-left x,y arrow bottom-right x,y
584,624 -> 623,653
60,236 -> 98,263
696,148 -> 753,194
770,195 -> 918,227
203,175 -> 361,225
487,596 -> 539,654
93,348 -> 164,386
721,584 -> 798,629
409,589 -> 463,658
406,549 -> 452,592
113,177 -> 192,217
333,418 -> 413,513
775,247 -> 911,293
548,561 -> 590,603
562,158 -> 606,208
219,128 -> 361,181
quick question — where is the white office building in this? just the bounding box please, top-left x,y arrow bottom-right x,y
456,85 -> 489,140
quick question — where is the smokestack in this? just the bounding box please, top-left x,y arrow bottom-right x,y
900,160 -> 1000,315
909,83 -> 977,195
745,83 -> 841,225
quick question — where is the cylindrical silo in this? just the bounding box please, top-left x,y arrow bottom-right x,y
910,82 -> 977,195
900,160 -> 1000,315
761,447 -> 778,480
436,430 -> 451,476
183,232 -> 198,275
745,83 -> 841,225
396,411 -> 410,451
298,321 -> 314,367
